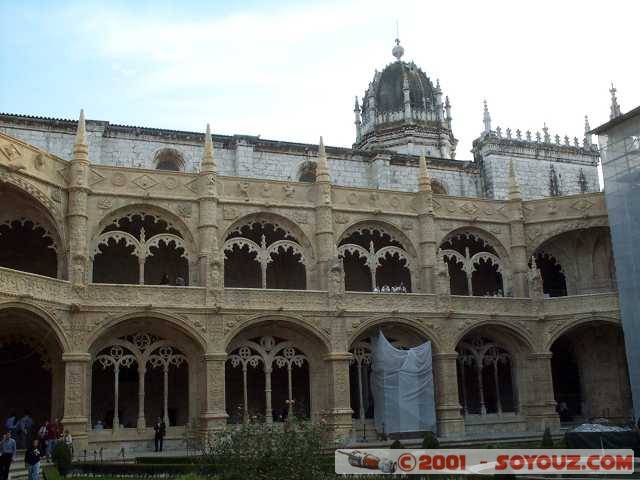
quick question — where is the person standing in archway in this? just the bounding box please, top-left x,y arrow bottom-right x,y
0,431 -> 16,480
24,439 -> 41,480
153,418 -> 166,452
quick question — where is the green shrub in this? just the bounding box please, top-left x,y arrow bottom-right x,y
52,442 -> 72,477
541,426 -> 554,448
42,465 -> 62,480
389,439 -> 404,449
420,431 -> 439,449
70,462 -> 214,477
136,456 -> 204,465
204,417 -> 331,480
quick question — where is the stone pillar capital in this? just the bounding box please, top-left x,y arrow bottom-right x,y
323,352 -> 352,362
62,352 -> 92,363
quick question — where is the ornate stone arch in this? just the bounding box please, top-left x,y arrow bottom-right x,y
543,315 -> 621,352
453,320 -> 535,355
438,227 -> 511,296
222,212 -> 315,289
87,310 -> 207,354
337,220 -> 418,259
224,314 -> 330,354
0,181 -> 66,278
91,204 -> 198,285
92,204 -> 197,250
348,316 -> 442,353
528,218 -> 610,255
0,301 -> 70,353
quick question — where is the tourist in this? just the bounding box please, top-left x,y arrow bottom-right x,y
63,430 -> 73,458
37,422 -> 48,458
24,439 -> 41,480
153,417 -> 166,452
94,420 -> 104,432
160,273 -> 170,285
18,412 -> 33,449
45,419 -> 59,459
175,276 -> 185,286
3,415 -> 16,440
0,431 -> 16,480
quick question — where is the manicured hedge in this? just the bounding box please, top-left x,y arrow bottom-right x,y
71,462 -> 216,477
135,456 -> 204,465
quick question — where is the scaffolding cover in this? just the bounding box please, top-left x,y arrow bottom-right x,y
371,331 -> 436,434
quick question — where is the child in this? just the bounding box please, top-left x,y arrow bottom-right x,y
24,440 -> 41,480
63,430 -> 73,458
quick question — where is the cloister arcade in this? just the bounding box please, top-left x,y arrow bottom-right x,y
0,307 -> 65,426
549,320 -> 631,423
439,231 -> 505,296
0,183 -> 62,278
532,227 -> 616,297
91,210 -> 192,286
338,224 -> 414,292
88,319 -> 202,432
348,323 -> 431,427
224,319 -> 327,424
223,217 -> 309,289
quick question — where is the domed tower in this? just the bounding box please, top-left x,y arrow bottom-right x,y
353,39 -> 458,159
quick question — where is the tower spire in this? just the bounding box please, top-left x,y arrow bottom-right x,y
316,136 -> 330,183
418,155 -> 431,193
75,109 -> 87,147
201,123 -> 216,172
610,83 -> 622,119
354,96 -> 362,140
584,115 -> 592,146
483,100 -> 492,134
508,159 -> 521,200
73,109 -> 88,162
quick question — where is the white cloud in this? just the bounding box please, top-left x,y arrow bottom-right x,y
56,0 -> 640,157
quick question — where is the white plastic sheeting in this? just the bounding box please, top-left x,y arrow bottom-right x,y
371,331 -> 436,434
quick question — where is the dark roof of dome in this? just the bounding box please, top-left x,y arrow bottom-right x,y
374,61 -> 436,113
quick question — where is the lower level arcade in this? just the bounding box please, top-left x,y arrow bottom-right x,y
0,305 -> 631,451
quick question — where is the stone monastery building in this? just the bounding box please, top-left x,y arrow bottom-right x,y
0,40 -> 628,451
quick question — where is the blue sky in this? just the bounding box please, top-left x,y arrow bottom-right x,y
1,0 -> 639,157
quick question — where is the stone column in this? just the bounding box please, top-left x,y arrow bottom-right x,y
523,353 -> 559,431
433,352 -> 465,436
136,365 -> 146,430
417,156 -> 436,293
61,353 -> 91,452
506,160 -> 527,297
198,125 -> 220,294
201,352 -> 228,435
324,352 -> 353,439
314,137 -> 334,290
67,110 -> 90,286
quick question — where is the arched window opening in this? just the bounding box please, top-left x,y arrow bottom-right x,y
531,253 -> 567,297
456,335 -> 515,417
0,219 -> 57,277
550,323 -> 631,423
348,325 -> 430,434
92,213 -> 189,285
431,180 -> 447,195
298,162 -> 316,182
154,148 -> 184,172
551,335 -> 581,422
338,227 -> 412,292
226,336 -> 310,423
224,221 -> 307,290
439,233 -> 503,296
91,332 -> 190,430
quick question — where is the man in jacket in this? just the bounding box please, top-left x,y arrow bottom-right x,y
153,418 -> 166,452
0,431 -> 16,480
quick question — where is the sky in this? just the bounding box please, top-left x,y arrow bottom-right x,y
1,0 -> 639,159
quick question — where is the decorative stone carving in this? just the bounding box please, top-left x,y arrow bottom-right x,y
527,257 -> 544,299
111,173 -> 127,187
177,203 -> 193,219
97,199 -> 113,209
133,174 -> 158,190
